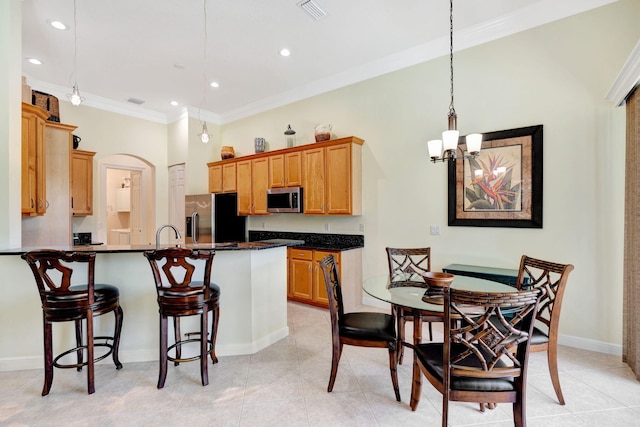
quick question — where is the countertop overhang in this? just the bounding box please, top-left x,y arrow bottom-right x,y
0,239 -> 305,255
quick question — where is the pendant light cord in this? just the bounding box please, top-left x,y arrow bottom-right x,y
73,0 -> 78,84
448,0 -> 456,121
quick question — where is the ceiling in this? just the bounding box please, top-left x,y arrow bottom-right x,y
21,0 -> 617,124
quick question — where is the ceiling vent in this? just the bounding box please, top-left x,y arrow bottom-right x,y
297,0 -> 327,21
127,97 -> 145,105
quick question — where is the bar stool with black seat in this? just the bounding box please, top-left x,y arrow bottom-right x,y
21,250 -> 123,396
144,248 -> 219,389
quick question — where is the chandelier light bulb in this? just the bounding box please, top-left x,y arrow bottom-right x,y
200,122 -> 210,143
67,84 -> 84,106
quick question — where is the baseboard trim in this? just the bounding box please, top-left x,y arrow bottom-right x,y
0,327 -> 291,372
362,297 -> 623,357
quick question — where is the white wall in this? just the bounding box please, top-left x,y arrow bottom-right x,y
220,1 -> 639,350
0,0 -> 22,248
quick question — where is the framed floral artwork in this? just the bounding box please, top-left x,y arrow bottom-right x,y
447,125 -> 543,228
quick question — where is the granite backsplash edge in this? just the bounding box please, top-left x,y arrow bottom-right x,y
249,231 -> 364,251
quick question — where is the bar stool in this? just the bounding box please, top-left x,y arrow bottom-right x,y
21,250 -> 123,395
143,248 -> 219,388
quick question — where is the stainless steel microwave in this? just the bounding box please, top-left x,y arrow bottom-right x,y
266,187 -> 303,213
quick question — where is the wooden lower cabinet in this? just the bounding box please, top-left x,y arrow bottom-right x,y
288,248 -> 342,309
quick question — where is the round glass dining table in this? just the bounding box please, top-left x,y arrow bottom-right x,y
363,273 -> 515,315
363,273 -> 516,409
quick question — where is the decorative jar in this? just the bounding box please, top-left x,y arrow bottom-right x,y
314,124 -> 332,142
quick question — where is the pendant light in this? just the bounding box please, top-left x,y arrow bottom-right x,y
427,0 -> 482,163
199,0 -> 211,143
66,0 -> 84,106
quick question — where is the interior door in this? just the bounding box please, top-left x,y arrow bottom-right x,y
130,170 -> 143,245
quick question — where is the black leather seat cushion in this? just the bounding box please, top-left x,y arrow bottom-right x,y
340,312 -> 396,342
46,283 -> 119,303
416,343 -> 516,392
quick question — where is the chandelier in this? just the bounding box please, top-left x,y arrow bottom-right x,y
427,0 -> 482,163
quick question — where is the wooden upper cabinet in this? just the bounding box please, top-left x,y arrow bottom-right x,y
284,151 -> 303,187
208,164 -> 223,193
252,157 -> 269,215
302,147 -> 326,214
71,150 -> 96,216
237,160 -> 251,215
208,161 -> 237,193
270,152 -> 302,188
21,103 -> 49,216
237,158 -> 269,215
302,139 -> 363,215
269,154 -> 285,188
207,136 -> 363,216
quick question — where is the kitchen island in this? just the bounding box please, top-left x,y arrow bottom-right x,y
0,240 -> 302,371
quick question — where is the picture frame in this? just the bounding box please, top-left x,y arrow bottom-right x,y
447,124 -> 543,228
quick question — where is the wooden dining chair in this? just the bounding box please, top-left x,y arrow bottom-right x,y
411,287 -> 541,427
385,247 -> 441,364
516,255 -> 574,405
319,254 -> 401,402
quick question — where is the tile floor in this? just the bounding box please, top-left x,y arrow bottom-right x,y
1,302 -> 640,426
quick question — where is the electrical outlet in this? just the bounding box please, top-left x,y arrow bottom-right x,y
359,224 -> 365,232
325,223 -> 330,232
430,225 -> 441,235
261,222 -> 266,229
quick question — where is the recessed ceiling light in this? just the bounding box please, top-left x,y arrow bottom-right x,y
27,58 -> 42,65
47,19 -> 68,30
279,48 -> 291,57
170,101 -> 179,106
209,81 -> 219,88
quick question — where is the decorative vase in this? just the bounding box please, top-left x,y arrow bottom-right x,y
221,146 -> 235,159
314,124 -> 332,142
254,137 -> 265,153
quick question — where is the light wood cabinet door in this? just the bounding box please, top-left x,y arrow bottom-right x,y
313,250 -> 340,306
222,162 -> 237,192
208,164 -> 223,193
326,143 -> 352,215
21,104 -> 48,216
302,147 -> 325,214
71,150 -> 96,216
269,154 -> 285,188
237,160 -> 252,215
209,162 -> 238,193
251,158 -> 269,215
285,152 -> 303,187
290,251 -> 313,300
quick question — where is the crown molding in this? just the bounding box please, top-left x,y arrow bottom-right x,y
606,39 -> 640,106
24,75 -> 168,124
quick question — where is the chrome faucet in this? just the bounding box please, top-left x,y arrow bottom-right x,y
155,224 -> 181,250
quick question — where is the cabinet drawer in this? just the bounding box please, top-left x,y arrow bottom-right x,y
289,248 -> 313,260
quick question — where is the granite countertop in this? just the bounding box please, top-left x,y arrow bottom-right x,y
0,240 -> 305,256
249,231 -> 364,251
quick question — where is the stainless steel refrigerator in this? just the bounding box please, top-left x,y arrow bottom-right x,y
185,193 -> 247,244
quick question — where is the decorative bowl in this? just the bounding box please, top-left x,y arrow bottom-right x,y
422,272 -> 455,288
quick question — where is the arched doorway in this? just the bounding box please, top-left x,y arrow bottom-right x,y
98,154 -> 155,245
